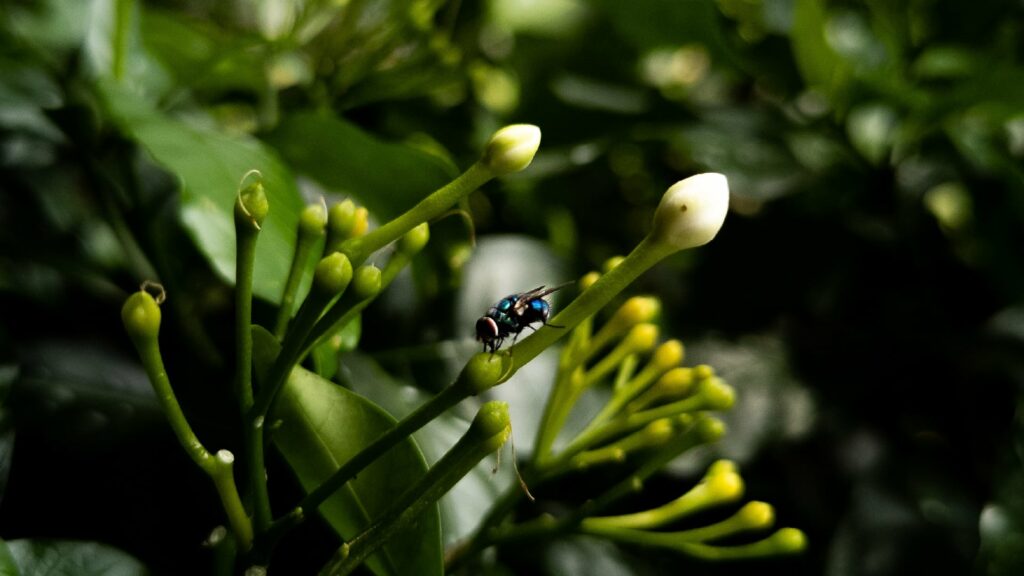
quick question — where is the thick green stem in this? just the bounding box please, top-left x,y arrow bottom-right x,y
321,403 -> 510,576
112,0 -> 132,81
274,238 -> 318,339
273,384 -> 468,531
339,162 -> 493,265
133,330 -> 254,549
235,231 -> 259,414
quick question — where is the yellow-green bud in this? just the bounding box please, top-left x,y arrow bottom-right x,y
482,124 -> 541,175
468,401 -> 512,452
641,418 -> 675,445
602,256 -> 625,273
770,528 -> 808,554
314,252 -> 353,295
737,501 -> 775,530
122,290 -> 162,343
328,200 -> 356,237
695,416 -> 726,443
235,181 -> 269,229
612,296 -> 661,329
707,459 -> 737,477
651,173 -> 729,251
351,207 -> 369,237
579,271 -> 601,291
299,202 -> 328,238
351,264 -> 382,300
651,339 -> 684,370
699,377 -> 735,411
693,364 -> 715,380
654,367 -> 694,397
398,222 -> 430,254
460,353 -> 508,395
622,323 -> 659,353
705,470 -> 744,502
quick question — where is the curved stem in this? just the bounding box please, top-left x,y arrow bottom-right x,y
339,162 -> 492,265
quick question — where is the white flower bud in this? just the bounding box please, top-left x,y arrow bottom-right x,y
482,124 -> 541,175
651,173 -> 729,250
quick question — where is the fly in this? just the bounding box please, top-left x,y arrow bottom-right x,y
475,282 -> 572,353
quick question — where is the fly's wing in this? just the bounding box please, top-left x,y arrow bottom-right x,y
513,282 -> 573,312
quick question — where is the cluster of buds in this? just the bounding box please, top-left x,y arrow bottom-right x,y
521,261 -> 806,560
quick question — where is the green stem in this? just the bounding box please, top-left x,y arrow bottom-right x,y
274,237 -> 318,339
112,0 -> 132,81
134,333 -> 254,549
339,162 -> 493,265
272,384 -> 468,533
502,236 -> 674,383
300,291 -> 373,359
321,407 -> 508,576
235,231 -> 259,414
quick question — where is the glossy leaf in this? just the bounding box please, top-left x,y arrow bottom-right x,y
791,0 -> 851,104
96,80 -> 303,302
267,110 -> 456,221
3,539 -> 147,576
253,328 -> 441,576
0,539 -> 16,576
340,352 -> 509,547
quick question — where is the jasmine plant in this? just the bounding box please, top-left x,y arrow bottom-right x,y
121,125 -> 806,574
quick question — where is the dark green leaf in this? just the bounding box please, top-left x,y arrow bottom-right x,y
791,0 -> 851,104
0,538 -> 17,576
267,110 -> 456,221
4,539 -> 147,576
253,328 -> 441,576
96,80 -> 304,302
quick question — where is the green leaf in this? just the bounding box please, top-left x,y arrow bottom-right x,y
3,540 -> 147,576
791,0 -> 851,104
95,79 -> 304,302
266,110 -> 456,221
0,538 -> 18,576
253,328 -> 441,576
339,352 -> 509,547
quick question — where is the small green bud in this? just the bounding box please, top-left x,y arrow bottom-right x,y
695,416 -> 726,443
122,290 -> 162,343
460,353 -> 509,395
314,253 -> 354,295
299,202 -> 328,238
770,528 -> 808,554
579,271 -> 601,291
602,255 -> 625,273
468,401 -> 512,452
707,459 -> 737,477
692,364 -> 715,380
655,367 -> 694,396
398,222 -> 430,254
736,501 -> 775,530
650,173 -> 729,251
351,207 -> 369,237
699,377 -> 735,411
328,200 -> 357,237
612,297 -> 661,329
641,418 -> 675,445
650,340 -> 684,370
235,180 -> 269,230
622,323 -> 659,354
351,264 -> 382,300
705,470 -> 744,503
482,124 -> 541,175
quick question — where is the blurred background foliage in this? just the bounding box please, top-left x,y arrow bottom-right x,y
2,0 -> 1024,574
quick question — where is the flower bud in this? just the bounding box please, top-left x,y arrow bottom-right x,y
398,222 -> 430,254
736,501 -> 775,530
314,252 -> 353,295
468,401 -> 512,452
602,255 -> 625,273
695,416 -> 726,443
622,323 -> 659,354
613,297 -> 661,329
699,377 -> 735,411
299,202 -> 328,238
351,207 -> 369,237
122,290 -> 162,343
482,124 -> 541,175
770,528 -> 808,554
350,264 -> 382,300
692,364 -> 715,380
706,459 -> 737,477
328,200 -> 356,237
651,173 -> 729,251
235,180 -> 269,230
651,340 -> 684,370
579,271 -> 601,291
460,353 -> 510,395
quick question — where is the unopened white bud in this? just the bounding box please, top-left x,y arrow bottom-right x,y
651,173 -> 729,250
